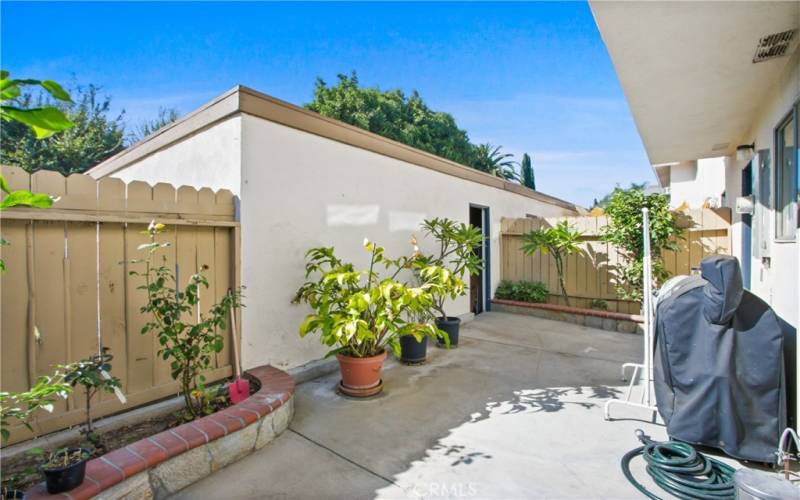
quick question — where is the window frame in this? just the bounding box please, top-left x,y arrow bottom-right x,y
774,101 -> 799,242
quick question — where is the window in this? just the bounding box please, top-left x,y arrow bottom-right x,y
775,103 -> 798,240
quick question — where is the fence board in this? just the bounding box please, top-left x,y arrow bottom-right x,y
499,208 -> 732,311
0,166 -> 239,446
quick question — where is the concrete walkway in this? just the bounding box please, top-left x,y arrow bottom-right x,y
174,312 -> 672,499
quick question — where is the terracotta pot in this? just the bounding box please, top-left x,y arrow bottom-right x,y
336,351 -> 387,390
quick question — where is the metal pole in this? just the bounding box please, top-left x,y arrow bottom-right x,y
642,207 -> 653,406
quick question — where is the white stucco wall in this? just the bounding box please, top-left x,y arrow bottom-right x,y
739,49 -> 799,331
109,116 -> 242,192
238,114 -> 575,369
668,157 -> 727,209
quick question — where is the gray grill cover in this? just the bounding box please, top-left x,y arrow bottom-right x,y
653,255 -> 787,462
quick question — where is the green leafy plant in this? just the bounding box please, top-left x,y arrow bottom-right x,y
417,218 -> 484,319
589,298 -> 609,311
472,143 -> 519,181
495,280 -> 548,303
1,71 -> 74,138
521,220 -> 583,306
600,188 -> 682,301
60,348 -> 122,449
293,239 -> 454,358
130,222 -> 242,420
0,374 -> 71,442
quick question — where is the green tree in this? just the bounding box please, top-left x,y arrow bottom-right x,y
306,72 -> 477,167
521,221 -> 583,306
128,107 -> 179,145
592,181 -> 648,209
472,143 -> 518,181
520,153 -> 536,190
1,84 -> 125,175
600,188 -> 682,301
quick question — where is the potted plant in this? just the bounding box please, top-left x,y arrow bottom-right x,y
38,448 -> 91,494
293,240 -> 449,397
416,218 -> 483,347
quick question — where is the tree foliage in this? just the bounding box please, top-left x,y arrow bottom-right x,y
592,181 -> 648,209
128,107 -> 179,145
472,143 -> 519,180
1,84 -> 125,175
600,188 -> 682,301
307,72 -> 490,170
520,153 -> 536,190
521,221 -> 583,306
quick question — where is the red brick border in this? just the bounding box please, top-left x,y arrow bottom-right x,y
491,299 -> 644,323
25,365 -> 294,500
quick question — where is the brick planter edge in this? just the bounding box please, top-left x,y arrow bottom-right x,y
491,299 -> 645,334
26,365 -> 295,500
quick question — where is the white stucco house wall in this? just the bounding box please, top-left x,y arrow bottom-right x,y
87,86 -> 579,370
591,0 -> 799,417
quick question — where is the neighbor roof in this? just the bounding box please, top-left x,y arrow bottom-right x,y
88,85 -> 580,212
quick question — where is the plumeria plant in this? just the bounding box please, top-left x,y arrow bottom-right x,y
293,238 -> 453,358
416,218 -> 484,319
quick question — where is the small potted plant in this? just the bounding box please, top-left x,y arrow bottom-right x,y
416,218 -> 483,347
293,240 -> 449,397
38,447 -> 91,494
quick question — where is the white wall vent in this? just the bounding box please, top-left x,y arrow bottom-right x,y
753,29 -> 796,63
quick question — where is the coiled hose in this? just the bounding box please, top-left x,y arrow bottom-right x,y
621,429 -> 736,499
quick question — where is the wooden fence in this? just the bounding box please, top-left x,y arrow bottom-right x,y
500,208 -> 732,314
0,166 -> 240,445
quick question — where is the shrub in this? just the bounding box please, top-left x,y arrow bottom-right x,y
60,347 -> 122,449
130,221 -> 243,420
495,280 -> 548,303
600,188 -> 682,301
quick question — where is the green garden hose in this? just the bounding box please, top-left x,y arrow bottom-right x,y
621,429 -> 737,500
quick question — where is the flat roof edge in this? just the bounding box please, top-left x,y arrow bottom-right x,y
88,85 -> 580,212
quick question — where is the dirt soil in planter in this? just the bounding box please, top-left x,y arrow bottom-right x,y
2,376 -> 259,492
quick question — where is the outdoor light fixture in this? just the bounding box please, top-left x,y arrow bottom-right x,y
736,142 -> 755,161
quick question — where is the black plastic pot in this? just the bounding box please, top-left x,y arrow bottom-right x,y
399,335 -> 428,364
1,490 -> 24,499
40,448 -> 90,494
436,316 -> 461,347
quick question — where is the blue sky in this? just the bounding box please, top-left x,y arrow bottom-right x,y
1,1 -> 652,205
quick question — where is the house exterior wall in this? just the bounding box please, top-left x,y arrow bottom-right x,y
238,114 -> 576,370
109,115 -> 243,192
668,158 -> 727,209
736,49 -> 799,331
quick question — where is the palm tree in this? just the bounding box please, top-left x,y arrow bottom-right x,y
472,143 -> 519,181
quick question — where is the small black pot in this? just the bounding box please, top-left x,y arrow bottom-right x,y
2,490 -> 24,499
400,335 -> 428,364
436,316 -> 461,347
40,448 -> 90,494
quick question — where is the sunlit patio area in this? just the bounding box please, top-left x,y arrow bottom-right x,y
174,312 -> 674,499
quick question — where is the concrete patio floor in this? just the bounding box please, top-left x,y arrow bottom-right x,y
174,311 -> 681,499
